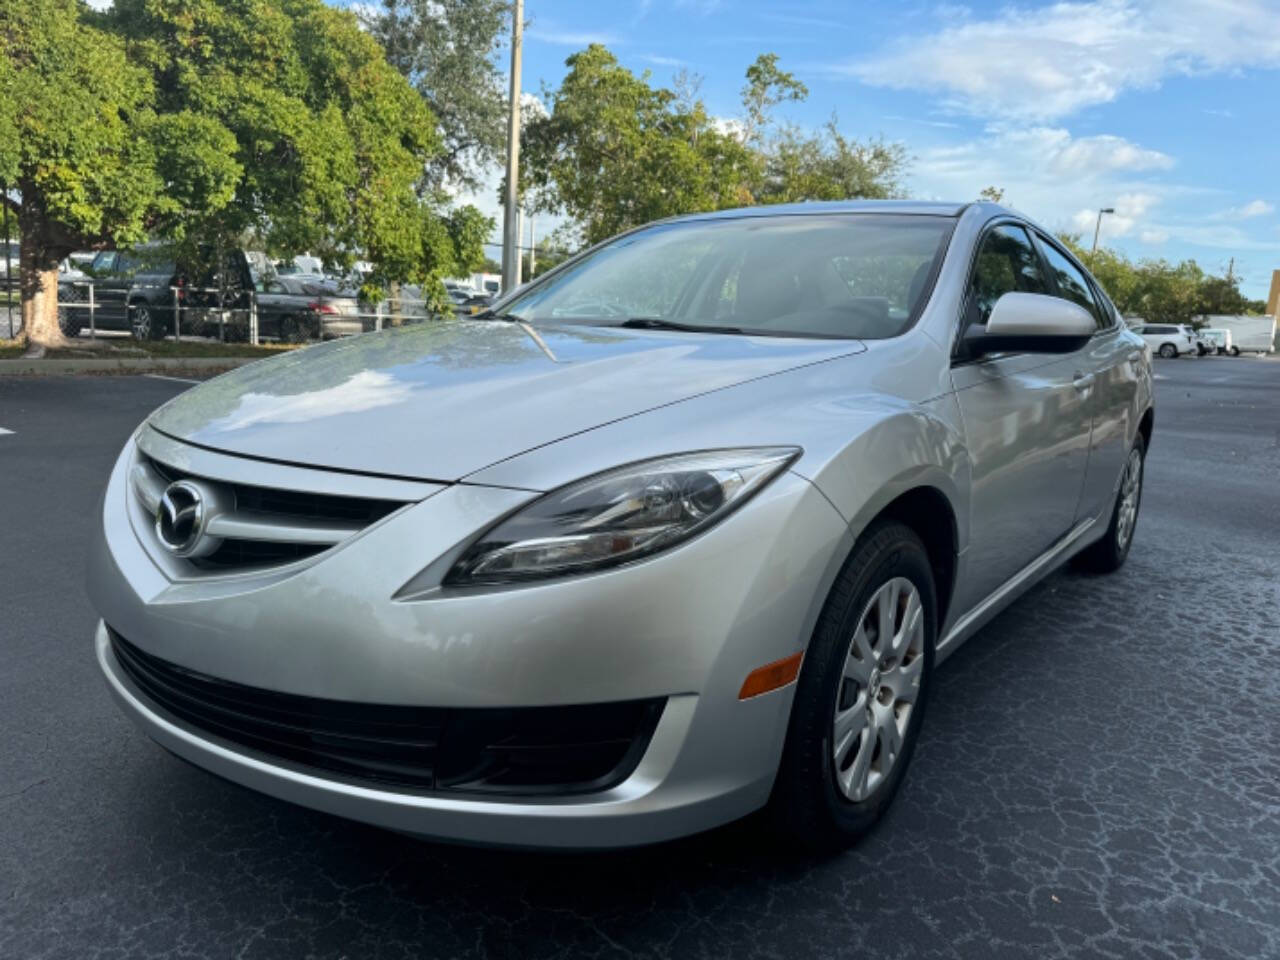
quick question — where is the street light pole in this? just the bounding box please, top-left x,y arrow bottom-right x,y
500,0 -> 524,295
1091,207 -> 1115,264
2,181 -> 11,339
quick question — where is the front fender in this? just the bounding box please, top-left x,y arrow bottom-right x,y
794,391 -> 970,553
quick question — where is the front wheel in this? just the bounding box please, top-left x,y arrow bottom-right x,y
770,520 -> 935,850
1073,433 -> 1145,573
1158,343 -> 1178,359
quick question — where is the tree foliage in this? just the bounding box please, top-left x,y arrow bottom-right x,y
758,119 -> 906,204
2,0 -> 491,346
521,45 -> 757,246
362,0 -> 510,192
740,53 -> 807,147
1057,233 -> 1264,325
523,46 -> 908,248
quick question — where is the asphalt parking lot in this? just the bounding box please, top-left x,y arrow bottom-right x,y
2,356 -> 1278,960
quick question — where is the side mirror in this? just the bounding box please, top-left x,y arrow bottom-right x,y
964,292 -> 1095,357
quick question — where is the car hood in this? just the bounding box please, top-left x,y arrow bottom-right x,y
148,319 -> 865,482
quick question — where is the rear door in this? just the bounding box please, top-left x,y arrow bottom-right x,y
949,222 -> 1095,615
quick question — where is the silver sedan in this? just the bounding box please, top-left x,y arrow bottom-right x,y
88,200 -> 1153,850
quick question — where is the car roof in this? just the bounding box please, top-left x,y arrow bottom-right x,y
665,199 -> 972,224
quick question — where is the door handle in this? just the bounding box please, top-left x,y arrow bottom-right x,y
1072,371 -> 1095,391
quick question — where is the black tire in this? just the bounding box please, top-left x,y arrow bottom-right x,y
1073,432 -> 1146,574
279,314 -> 313,344
1229,346 -> 1240,357
1158,343 -> 1177,359
129,302 -> 166,341
57,304 -> 81,339
769,520 -> 936,851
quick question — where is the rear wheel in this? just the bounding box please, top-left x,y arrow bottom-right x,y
129,302 -> 165,341
278,314 -> 312,344
770,521 -> 935,850
1229,346 -> 1240,357
1158,343 -> 1178,359
57,302 -> 81,339
1074,433 -> 1145,573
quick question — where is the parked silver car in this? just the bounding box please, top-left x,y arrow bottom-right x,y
88,201 -> 1153,850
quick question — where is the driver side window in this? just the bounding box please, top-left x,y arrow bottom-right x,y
967,224 -> 1049,327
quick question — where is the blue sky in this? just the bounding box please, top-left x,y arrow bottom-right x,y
460,0 -> 1277,299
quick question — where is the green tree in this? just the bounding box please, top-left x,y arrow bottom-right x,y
110,0 -> 491,293
521,236 -> 571,281
522,45 -> 756,245
0,0 -> 241,347
523,47 -> 907,245
759,118 -> 907,204
978,186 -> 1005,203
363,0 -> 510,192
2,0 -> 491,348
740,53 -> 807,146
1194,273 -> 1249,317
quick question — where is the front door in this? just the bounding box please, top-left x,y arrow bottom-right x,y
1032,234 -> 1140,524
948,223 -> 1094,615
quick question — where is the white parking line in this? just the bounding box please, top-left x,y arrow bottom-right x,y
0,427 -> 13,436
143,374 -> 199,384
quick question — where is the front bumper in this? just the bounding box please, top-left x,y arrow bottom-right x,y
89,435 -> 851,847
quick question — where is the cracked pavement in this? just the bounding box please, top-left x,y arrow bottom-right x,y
2,357 -> 1278,959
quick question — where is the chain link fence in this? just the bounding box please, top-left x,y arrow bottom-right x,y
7,278 -> 451,344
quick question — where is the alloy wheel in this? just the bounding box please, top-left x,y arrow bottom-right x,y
131,304 -> 152,340
832,576 -> 925,803
1116,447 -> 1143,550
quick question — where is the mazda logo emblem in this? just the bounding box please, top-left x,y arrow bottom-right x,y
155,480 -> 212,557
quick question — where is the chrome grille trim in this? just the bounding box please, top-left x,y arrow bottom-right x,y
129,427 -> 444,576
136,426 -> 440,502
131,460 -> 366,547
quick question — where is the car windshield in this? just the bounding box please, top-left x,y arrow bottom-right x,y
497,214 -> 953,339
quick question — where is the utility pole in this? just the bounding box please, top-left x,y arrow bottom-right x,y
528,214 -> 536,279
1090,207 -> 1115,264
500,0 -> 524,294
1226,257 -> 1234,283
2,181 -> 11,339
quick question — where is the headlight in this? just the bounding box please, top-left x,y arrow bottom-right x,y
445,447 -> 800,585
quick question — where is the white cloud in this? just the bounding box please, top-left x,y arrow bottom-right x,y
1044,134 -> 1173,175
1214,199 -> 1275,220
912,125 -> 1179,243
526,29 -> 619,47
1069,191 -> 1162,238
843,0 -> 1280,120
639,54 -> 686,67
1140,230 -> 1169,244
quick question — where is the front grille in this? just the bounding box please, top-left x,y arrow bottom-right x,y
140,454 -> 404,570
109,630 -> 664,796
145,454 -> 401,526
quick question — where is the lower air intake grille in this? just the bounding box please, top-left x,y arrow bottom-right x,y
109,630 -> 664,796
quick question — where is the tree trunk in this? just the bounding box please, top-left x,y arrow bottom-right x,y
19,211 -> 68,350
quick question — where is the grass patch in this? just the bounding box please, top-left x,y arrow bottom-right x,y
0,337 -> 298,360
125,339 -> 297,358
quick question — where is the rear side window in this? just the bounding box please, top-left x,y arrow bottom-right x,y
967,224 -> 1049,326
1038,240 -> 1105,328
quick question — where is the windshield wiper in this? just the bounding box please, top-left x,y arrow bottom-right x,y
618,317 -> 744,335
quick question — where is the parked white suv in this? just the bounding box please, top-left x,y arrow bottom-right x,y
1138,323 -> 1198,358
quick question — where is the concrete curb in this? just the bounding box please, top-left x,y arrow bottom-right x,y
0,356 -> 259,376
